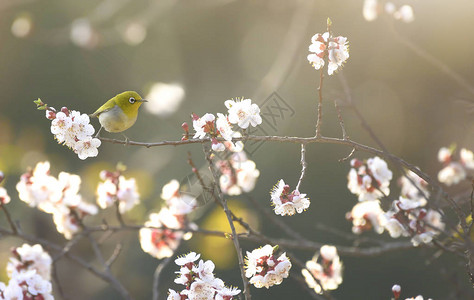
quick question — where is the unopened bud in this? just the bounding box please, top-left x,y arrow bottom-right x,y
181,122 -> 189,132
392,284 -> 401,299
99,170 -> 113,180
61,107 -> 69,116
350,158 -> 363,168
191,113 -> 199,121
46,110 -> 56,120
0,171 -> 4,184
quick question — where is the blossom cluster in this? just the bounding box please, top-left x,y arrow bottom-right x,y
391,284 -> 433,300
244,244 -> 291,289
307,31 -> 349,75
302,245 -> 343,294
363,0 -> 415,23
0,244 -> 54,300
270,179 -> 310,216
16,161 -> 98,239
189,98 -> 262,152
96,169 -> 140,214
140,180 -> 197,259
167,252 -> 240,300
346,156 -> 445,246
347,157 -> 393,202
217,152 -> 260,196
39,101 -> 101,160
437,147 -> 474,186
347,169 -> 430,235
384,197 -> 445,246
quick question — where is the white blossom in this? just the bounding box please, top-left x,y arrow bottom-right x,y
7,244 -> 52,281
16,162 -> 97,239
193,113 -> 215,139
139,208 -> 184,259
161,180 -> 196,215
438,162 -> 466,186
74,136 -> 101,160
302,245 -> 343,293
47,107 -> 100,160
460,148 -> 474,169
308,31 -> 349,75
270,179 -> 310,216
245,244 -> 291,289
363,0 -> 379,21
167,289 -> 182,300
225,98 -> 262,129
398,170 -> 429,205
96,173 -> 140,213
175,252 -> 201,266
347,200 -> 386,234
347,157 -> 392,201
170,252 -> 240,299
438,147 -> 452,163
215,113 -> 234,141
218,153 -> 260,196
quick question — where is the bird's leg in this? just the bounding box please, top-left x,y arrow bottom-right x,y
95,126 -> 103,138
121,133 -> 129,146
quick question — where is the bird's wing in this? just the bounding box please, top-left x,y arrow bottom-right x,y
89,98 -> 116,118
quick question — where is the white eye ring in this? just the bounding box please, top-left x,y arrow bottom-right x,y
129,97 -> 136,104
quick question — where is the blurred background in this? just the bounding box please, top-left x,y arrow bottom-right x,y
0,0 -> 473,299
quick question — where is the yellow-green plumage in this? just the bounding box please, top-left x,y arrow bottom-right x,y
90,91 -> 147,133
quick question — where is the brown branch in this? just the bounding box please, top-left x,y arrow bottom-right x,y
0,227 -> 131,299
1,203 -> 18,234
203,146 -> 252,300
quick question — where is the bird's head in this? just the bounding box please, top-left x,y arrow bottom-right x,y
115,91 -> 147,115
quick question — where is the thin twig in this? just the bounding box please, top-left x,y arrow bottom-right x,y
295,143 -> 307,191
338,147 -> 355,162
86,233 -> 133,300
152,255 -> 175,300
315,68 -> 325,137
245,195 -> 306,242
1,203 -> 18,234
334,98 -> 348,140
388,20 -> 474,98
52,261 -> 67,300
105,243 -> 123,267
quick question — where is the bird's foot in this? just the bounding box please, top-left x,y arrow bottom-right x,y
94,126 -> 103,138
122,134 -> 130,146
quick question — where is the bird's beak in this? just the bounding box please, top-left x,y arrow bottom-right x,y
139,99 -> 148,103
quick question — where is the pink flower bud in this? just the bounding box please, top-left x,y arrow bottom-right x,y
392,284 -> 401,299
192,113 -> 199,121
46,110 -> 56,120
61,107 -> 70,116
0,171 -> 4,184
100,170 -> 113,180
350,158 -> 363,168
181,122 -> 189,132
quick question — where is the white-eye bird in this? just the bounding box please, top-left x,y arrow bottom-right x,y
90,91 -> 147,135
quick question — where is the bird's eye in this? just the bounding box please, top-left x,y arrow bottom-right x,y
129,97 -> 136,104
